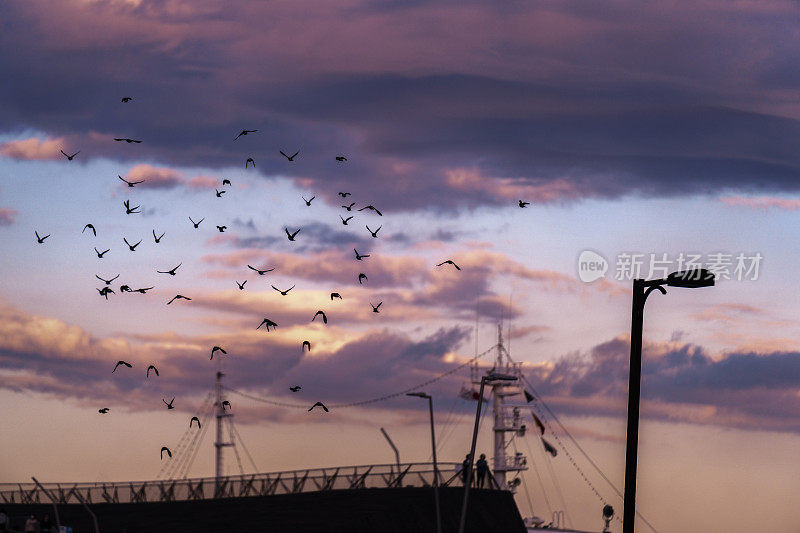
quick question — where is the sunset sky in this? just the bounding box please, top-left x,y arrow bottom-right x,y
2,0 -> 800,531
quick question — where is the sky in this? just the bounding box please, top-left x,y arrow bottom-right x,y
2,0 -> 800,531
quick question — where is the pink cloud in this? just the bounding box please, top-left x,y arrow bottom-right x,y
0,137 -> 66,161
187,175 -> 221,190
124,164 -> 184,189
0,208 -> 18,226
719,196 -> 800,210
445,167 -> 585,204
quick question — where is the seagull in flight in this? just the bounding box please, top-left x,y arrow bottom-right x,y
60,150 -> 79,160
35,231 -> 50,243
247,265 -> 274,275
120,285 -> 132,293
279,150 -> 299,161
94,247 -> 110,258
162,397 -> 175,410
222,179 -> 231,186
190,416 -> 201,428
330,292 -> 342,300
272,285 -> 295,296
124,237 -> 142,251
358,205 -> 382,216
98,408 -> 110,414
216,225 -> 227,232
167,294 -> 191,305
83,224 -> 97,236
342,202 -> 355,211
436,260 -> 461,271
222,400 -> 231,410
157,263 -> 181,275
211,346 -> 227,360
134,286 -> 154,293
335,156 -> 347,162
96,274 -> 119,285
257,318 -> 278,331
119,175 -> 144,187
147,365 -> 159,378
160,446 -> 172,460
123,199 -> 140,214
97,287 -> 114,299
153,230 -> 165,243
371,302 -> 382,313
215,189 -> 226,198
338,192 -> 351,198
303,196 -> 315,206
366,225 -> 381,238
112,360 -> 132,373
308,402 -> 329,413
245,158 -> 255,168
289,386 -> 302,392
518,200 -> 530,208
189,217 -> 204,228
354,249 -> 370,260
312,310 -> 328,324
114,138 -> 142,143
302,340 -> 311,352
340,215 -> 353,225
121,96 -> 132,102
285,227 -> 301,241
358,273 -> 368,284
236,280 -> 246,290
234,129 -> 257,140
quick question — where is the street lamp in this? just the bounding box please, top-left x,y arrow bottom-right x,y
407,391 -> 442,533
623,269 -> 713,533
458,372 -> 518,533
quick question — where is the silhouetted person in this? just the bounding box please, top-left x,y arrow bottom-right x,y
461,454 -> 472,486
475,453 -> 489,488
23,514 -> 37,533
39,513 -> 52,533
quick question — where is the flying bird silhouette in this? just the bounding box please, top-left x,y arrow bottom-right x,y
119,175 -> 144,187
245,158 -> 255,168
354,249 -> 370,260
83,224 -> 96,236
215,189 -> 226,198
94,247 -> 110,258
222,179 -> 231,186
436,260 -> 461,270
121,97 -> 132,102
147,365 -> 159,378
236,280 -> 246,290
189,217 -> 204,228
114,138 -> 142,143
338,192 -> 351,198
371,302 -> 382,313
190,416 -> 201,428
285,227 -> 301,241
358,273 -> 368,284
289,386 -> 302,392
279,150 -> 299,161
123,199 -> 140,214
335,156 -> 347,161
303,196 -> 315,206
216,225 -> 227,232
167,294 -> 191,305
153,230 -> 165,243
340,215 -> 353,225
302,340 -> 311,352
96,274 -> 120,285
518,200 -> 530,208
342,202 -> 356,211
35,231 -> 50,243
112,360 -> 132,373
211,346 -> 227,359
60,150 -> 79,160
134,286 -> 154,293
162,397 -> 175,409
330,292 -> 342,300
257,318 -> 278,331
366,225 -> 381,238
120,285 -> 132,292
97,287 -> 115,299
234,129 -> 257,140
222,400 -> 231,410
247,265 -> 274,275
358,205 -> 382,216
98,408 -> 110,414
157,263 -> 181,275
312,310 -> 328,324
161,446 -> 172,459
272,285 -> 295,296
124,237 -> 142,251
308,402 -> 329,412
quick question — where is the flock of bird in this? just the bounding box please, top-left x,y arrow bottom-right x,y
37,97 -> 531,462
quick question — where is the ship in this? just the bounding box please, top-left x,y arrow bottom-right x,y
0,328 -> 611,532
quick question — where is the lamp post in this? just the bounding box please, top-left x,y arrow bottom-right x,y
459,372 -> 518,533
407,392 -> 442,533
623,269 -> 714,533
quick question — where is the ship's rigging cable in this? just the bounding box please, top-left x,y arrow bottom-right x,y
542,439 -> 573,529
229,417 -> 245,476
513,439 -> 542,521
231,422 -> 259,473
165,393 -> 216,480
176,405 -> 214,480
158,391 -> 214,479
223,343 -> 497,409
520,433 -> 553,517
511,362 -> 659,533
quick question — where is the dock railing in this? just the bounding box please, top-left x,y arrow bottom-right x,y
0,462 -> 493,505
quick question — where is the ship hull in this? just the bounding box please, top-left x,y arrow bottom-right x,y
1,486 -> 527,532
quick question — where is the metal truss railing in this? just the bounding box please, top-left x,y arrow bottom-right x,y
0,462 -> 490,505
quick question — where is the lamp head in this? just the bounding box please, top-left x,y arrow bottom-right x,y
666,269 -> 715,288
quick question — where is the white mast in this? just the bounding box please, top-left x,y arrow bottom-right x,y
214,357 -> 234,495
